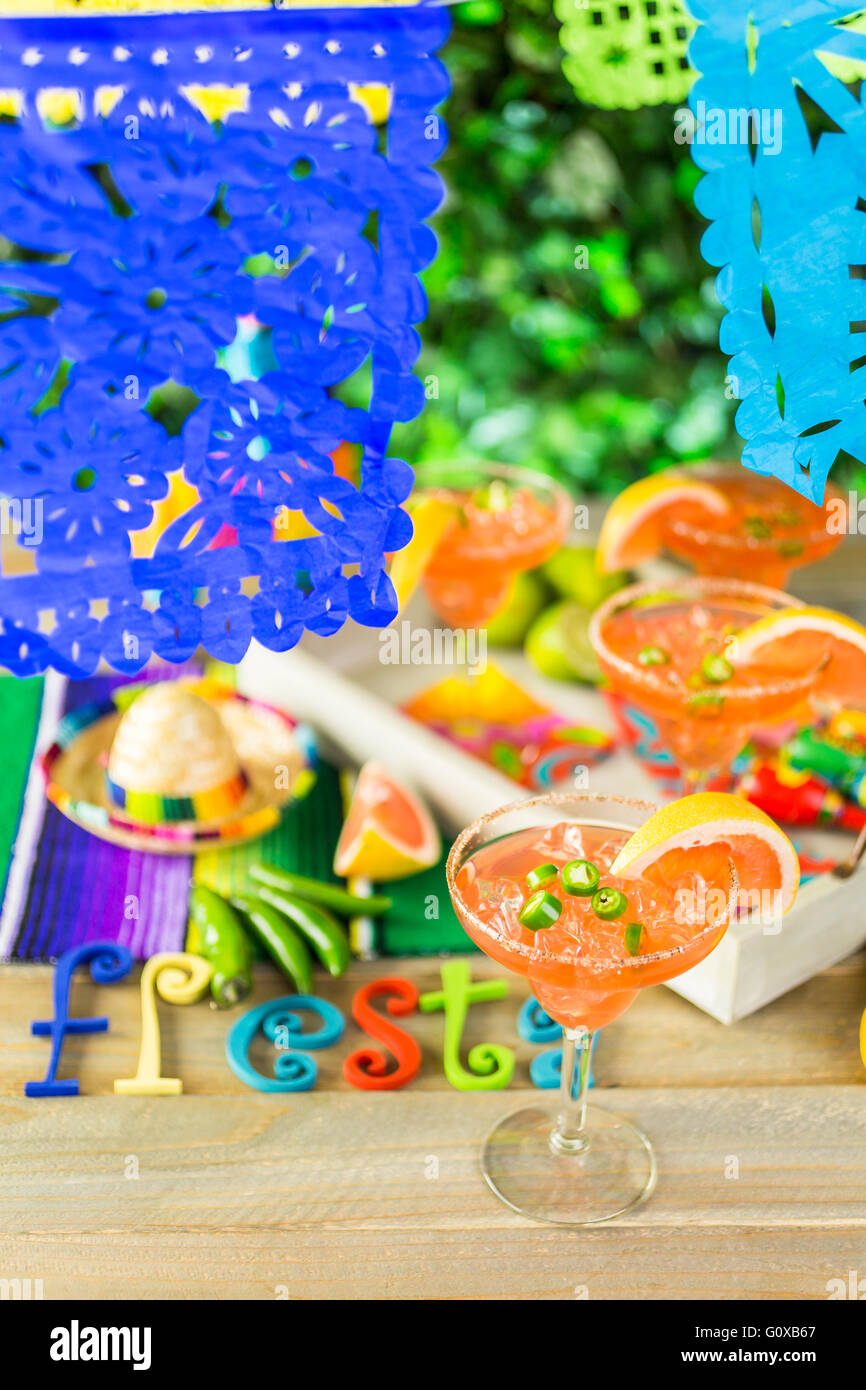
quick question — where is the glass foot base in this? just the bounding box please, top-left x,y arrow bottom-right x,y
481,1103 -> 657,1226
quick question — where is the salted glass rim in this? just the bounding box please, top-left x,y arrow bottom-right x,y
445,791 -> 738,972
588,575 -> 824,705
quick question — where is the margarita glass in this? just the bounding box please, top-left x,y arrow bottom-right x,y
447,792 -> 736,1225
661,463 -> 845,589
589,577 -> 823,791
414,460 -> 572,628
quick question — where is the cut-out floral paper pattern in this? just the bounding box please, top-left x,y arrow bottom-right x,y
555,0 -> 695,110
0,8 -> 449,676
689,0 -> 866,501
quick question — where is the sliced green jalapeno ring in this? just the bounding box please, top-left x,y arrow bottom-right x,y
624,922 -> 643,956
561,858 -> 601,896
591,887 -> 629,921
688,690 -> 725,714
638,645 -> 670,667
700,653 -> 734,684
526,863 -> 559,891
518,890 -> 562,932
777,539 -> 804,558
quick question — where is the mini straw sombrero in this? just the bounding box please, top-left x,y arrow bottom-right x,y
41,678 -> 316,854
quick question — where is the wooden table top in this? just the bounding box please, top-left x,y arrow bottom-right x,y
2,948 -> 865,1301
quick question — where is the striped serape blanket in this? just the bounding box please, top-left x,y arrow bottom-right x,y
0,670 -> 464,961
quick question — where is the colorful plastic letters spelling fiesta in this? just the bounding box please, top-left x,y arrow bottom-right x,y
343,976 -> 421,1090
517,995 -> 563,1046
226,995 -> 345,1093
419,961 -> 514,1091
26,941 -> 133,1097
114,952 -> 213,1096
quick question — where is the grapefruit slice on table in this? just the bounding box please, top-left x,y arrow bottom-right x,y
597,472 -> 731,574
334,761 -> 441,881
726,606 -> 866,708
610,792 -> 800,926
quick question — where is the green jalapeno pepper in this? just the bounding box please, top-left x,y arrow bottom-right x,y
187,884 -> 252,1009
252,885 -> 352,978
231,893 -> 314,995
248,863 -> 391,918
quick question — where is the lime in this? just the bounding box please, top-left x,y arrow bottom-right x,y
542,545 -> 628,610
524,600 -> 602,683
484,569 -> 551,647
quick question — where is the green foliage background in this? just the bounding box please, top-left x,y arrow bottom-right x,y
388,0 -> 739,497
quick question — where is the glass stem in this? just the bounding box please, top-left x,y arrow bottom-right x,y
551,1025 -> 594,1155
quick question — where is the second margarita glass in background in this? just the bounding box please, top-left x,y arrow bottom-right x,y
413,460 -> 572,628
589,577 -> 823,792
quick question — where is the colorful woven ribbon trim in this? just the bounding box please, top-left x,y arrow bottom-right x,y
104,769 -> 248,825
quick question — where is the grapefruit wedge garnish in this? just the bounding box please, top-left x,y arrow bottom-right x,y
597,473 -> 731,574
334,761 -> 441,881
610,792 -> 800,926
387,495 -> 458,613
725,606 -> 866,708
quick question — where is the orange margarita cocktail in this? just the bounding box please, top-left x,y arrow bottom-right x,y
589,577 -> 819,789
661,465 -> 846,589
447,791 -> 798,1225
598,464 -> 846,590
590,576 -> 866,791
413,461 -> 571,628
454,818 -> 730,1031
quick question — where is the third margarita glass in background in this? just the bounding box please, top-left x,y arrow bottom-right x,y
411,461 -> 572,628
597,463 -> 847,590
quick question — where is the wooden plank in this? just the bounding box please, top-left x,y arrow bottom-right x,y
2,1087 -> 866,1233
1,1087 -> 866,1298
1,952 -> 864,1096
1,1227 -> 864,1301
